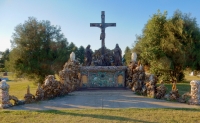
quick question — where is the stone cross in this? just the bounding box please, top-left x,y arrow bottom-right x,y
90,11 -> 116,49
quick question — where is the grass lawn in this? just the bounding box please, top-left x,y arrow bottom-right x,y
156,71 -> 200,95
8,80 -> 37,100
184,71 -> 200,82
0,109 -> 200,123
163,83 -> 191,95
0,72 -> 37,100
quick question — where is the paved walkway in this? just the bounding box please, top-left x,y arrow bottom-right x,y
9,90 -> 200,110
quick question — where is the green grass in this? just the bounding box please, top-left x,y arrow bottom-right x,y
1,72 -> 37,100
0,109 -> 200,123
8,80 -> 37,100
155,70 -> 200,95
184,70 -> 200,82
157,83 -> 191,95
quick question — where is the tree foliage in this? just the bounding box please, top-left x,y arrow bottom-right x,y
0,49 -> 9,72
75,46 -> 85,64
123,46 -> 131,65
133,10 -> 200,82
6,17 -> 74,83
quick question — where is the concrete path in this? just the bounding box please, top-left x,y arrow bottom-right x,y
9,90 -> 200,110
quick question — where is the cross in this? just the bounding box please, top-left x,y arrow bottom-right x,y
90,11 -> 116,49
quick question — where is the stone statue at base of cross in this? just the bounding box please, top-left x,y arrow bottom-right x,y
85,45 -> 93,66
113,44 -> 122,66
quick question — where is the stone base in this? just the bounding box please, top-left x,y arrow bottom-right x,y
80,66 -> 127,88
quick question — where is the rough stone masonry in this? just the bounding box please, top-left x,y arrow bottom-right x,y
0,80 -> 12,109
189,80 -> 200,105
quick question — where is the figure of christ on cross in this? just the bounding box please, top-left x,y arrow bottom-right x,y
90,11 -> 116,54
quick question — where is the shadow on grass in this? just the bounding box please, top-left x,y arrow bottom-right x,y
35,110 -> 154,123
163,108 -> 200,112
141,108 -> 200,112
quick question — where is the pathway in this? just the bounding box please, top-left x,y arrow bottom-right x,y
8,90 -> 200,110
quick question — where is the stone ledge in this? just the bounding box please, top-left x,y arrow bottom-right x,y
80,66 -> 127,72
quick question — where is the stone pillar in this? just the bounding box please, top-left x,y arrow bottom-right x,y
189,80 -> 200,105
0,80 -> 12,108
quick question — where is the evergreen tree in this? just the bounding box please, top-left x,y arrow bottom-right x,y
75,46 -> 85,64
123,46 -> 131,65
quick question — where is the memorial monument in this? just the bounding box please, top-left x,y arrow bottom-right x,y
80,11 -> 127,88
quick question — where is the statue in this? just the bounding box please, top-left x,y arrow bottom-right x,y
70,52 -> 75,61
131,52 -> 137,63
113,44 -> 122,66
85,45 -> 93,66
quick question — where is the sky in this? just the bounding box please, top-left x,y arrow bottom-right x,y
1,0 -> 200,55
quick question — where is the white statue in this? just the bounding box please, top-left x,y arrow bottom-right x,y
131,52 -> 137,62
70,52 -> 75,61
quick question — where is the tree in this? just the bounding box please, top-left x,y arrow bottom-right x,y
49,39 -> 69,73
5,48 -> 19,73
133,10 -> 200,85
75,46 -> 85,64
67,42 -> 78,57
133,10 -> 170,77
0,49 -> 9,72
176,11 -> 200,70
123,46 -> 131,65
7,17 -> 69,83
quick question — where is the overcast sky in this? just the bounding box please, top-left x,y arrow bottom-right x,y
1,0 -> 200,55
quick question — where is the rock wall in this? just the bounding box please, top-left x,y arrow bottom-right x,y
126,62 -> 167,99
59,60 -> 81,91
35,75 -> 68,101
0,59 -> 82,107
34,60 -> 81,101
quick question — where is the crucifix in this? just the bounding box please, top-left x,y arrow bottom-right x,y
90,11 -> 116,54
